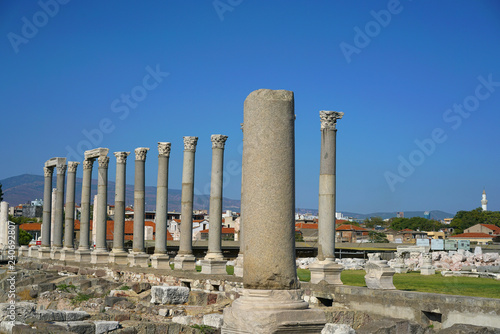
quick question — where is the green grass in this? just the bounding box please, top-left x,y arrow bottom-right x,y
167,264 -> 234,275
118,285 -> 130,291
71,292 -> 93,305
56,284 -> 77,293
298,269 -> 500,299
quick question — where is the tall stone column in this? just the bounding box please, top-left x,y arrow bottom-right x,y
109,151 -> 130,265
0,201 -> 9,250
60,161 -> 79,261
51,162 -> 67,260
309,110 -> 344,284
75,158 -> 94,262
174,136 -> 198,270
201,134 -> 228,274
222,89 -> 325,333
151,142 -> 172,269
128,147 -> 150,267
39,166 -> 54,258
91,154 -> 110,264
234,124 -> 245,277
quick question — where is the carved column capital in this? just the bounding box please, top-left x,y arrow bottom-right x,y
114,151 -> 130,164
67,161 -> 80,173
320,110 -> 344,130
98,156 -> 110,168
183,136 -> 198,152
43,167 -> 53,178
211,134 -> 228,149
135,147 -> 150,161
83,158 -> 95,170
56,164 -> 67,175
158,142 -> 171,157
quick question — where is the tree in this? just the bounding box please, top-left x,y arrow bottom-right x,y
363,216 -> 386,228
368,231 -> 389,243
0,183 -> 3,202
390,217 -> 444,232
450,208 -> 500,234
19,229 -> 33,245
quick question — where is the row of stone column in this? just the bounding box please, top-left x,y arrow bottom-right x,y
29,135 -> 229,270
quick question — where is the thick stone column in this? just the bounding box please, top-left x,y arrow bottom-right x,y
109,151 -> 130,265
174,136 -> 198,270
234,124 -> 244,277
39,166 -> 53,258
309,110 -> 344,284
201,134 -> 228,274
60,161 -> 79,261
222,89 -> 325,333
75,158 -> 94,262
0,201 -> 8,250
91,154 -> 110,264
128,147 -> 150,267
151,142 -> 171,269
50,162 -> 67,260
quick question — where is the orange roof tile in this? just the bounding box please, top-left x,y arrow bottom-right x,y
336,224 -> 368,231
200,228 -> 235,234
480,224 -> 500,234
452,233 -> 493,238
19,223 -> 41,231
295,223 -> 318,229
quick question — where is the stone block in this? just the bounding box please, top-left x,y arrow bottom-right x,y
172,315 -> 193,326
364,254 -> 395,290
200,259 -> 227,275
150,254 -> 171,269
105,296 -> 127,307
94,321 -> 120,334
38,283 -> 56,293
0,302 -> 36,322
203,313 -> 224,329
150,286 -> 189,305
127,253 -> 149,268
309,260 -> 343,285
53,321 -> 95,334
65,311 -> 91,321
108,252 -> 129,266
321,323 -> 356,334
0,321 -> 26,334
173,255 -> 196,271
130,282 -> 151,294
35,310 -> 66,321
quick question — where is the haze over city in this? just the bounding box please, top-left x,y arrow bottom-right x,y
1,1 -> 499,214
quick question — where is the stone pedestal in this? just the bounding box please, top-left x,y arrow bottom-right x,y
150,254 -> 171,269
50,247 -> 62,260
38,247 -> 51,259
200,259 -> 227,275
174,254 -> 196,271
59,249 -> 75,261
108,251 -> 129,265
233,254 -> 244,277
18,246 -> 29,257
420,253 -> 435,275
222,289 -> 326,334
91,251 -> 109,264
364,253 -> 396,290
28,246 -> 39,258
127,252 -> 150,268
309,259 -> 343,285
75,249 -> 92,262
393,252 -> 409,274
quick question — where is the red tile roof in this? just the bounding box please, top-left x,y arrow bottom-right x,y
200,228 -> 235,234
19,223 -> 41,231
336,224 -> 368,231
480,224 -> 500,234
452,233 -> 493,239
295,223 -> 318,229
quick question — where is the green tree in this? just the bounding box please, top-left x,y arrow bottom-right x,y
0,183 -> 3,202
390,217 -> 444,232
19,229 -> 33,245
368,231 -> 389,243
363,216 -> 386,228
450,208 -> 500,234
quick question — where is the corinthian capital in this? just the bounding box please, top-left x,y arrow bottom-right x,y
183,136 -> 198,152
158,142 -> 171,157
211,134 -> 228,149
44,167 -> 53,178
98,156 -> 110,168
135,147 -> 150,161
67,161 -> 80,173
114,151 -> 130,164
56,164 -> 67,175
320,110 -> 344,130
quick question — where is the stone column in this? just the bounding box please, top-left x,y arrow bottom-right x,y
91,155 -> 110,264
50,187 -> 56,247
309,110 -> 344,284
109,152 -> 130,265
128,147 -> 150,267
174,136 -> 198,270
234,124 -> 244,277
39,166 -> 53,258
222,89 -> 325,333
201,134 -> 228,274
75,158 -> 94,262
151,142 -> 172,269
60,161 -> 79,261
50,162 -> 66,260
0,201 -> 9,250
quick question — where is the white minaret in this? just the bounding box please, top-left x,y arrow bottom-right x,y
481,189 -> 488,211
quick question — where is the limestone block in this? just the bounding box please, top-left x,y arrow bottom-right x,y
321,323 -> 356,334
35,310 -> 66,321
65,310 -> 91,321
203,313 -> 224,328
53,321 -> 95,334
364,254 -> 395,290
0,321 -> 25,334
95,320 -> 120,334
150,286 -> 190,305
0,302 -> 36,322
172,315 -> 193,326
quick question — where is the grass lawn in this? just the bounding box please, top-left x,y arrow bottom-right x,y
297,269 -> 500,299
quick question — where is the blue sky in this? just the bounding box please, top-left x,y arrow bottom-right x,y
1,0 -> 499,214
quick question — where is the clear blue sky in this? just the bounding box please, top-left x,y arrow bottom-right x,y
1,0 -> 499,214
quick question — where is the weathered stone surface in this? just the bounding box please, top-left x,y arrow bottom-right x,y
105,296 -> 127,307
0,302 -> 36,322
203,313 -> 224,328
321,323 -> 356,334
53,321 -> 95,334
172,315 -> 193,326
38,283 -> 56,293
438,324 -> 500,334
150,286 -> 189,305
95,321 -> 120,334
364,253 -> 395,290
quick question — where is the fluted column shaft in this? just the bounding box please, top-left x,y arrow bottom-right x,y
155,143 -> 171,255
133,148 -> 149,253
79,159 -> 93,250
53,164 -> 67,248
318,111 -> 343,260
207,135 -> 228,259
113,152 -> 130,253
63,162 -> 79,249
178,137 -> 198,255
95,156 -> 109,252
41,167 -> 53,248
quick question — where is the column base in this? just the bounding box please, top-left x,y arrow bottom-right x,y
200,259 -> 227,275
233,254 -> 244,277
364,261 -> 396,290
173,254 -> 196,270
38,247 -> 51,259
150,254 -> 171,269
50,247 -> 62,260
222,289 -> 326,334
420,267 -> 436,275
127,252 -> 150,268
28,246 -> 39,258
18,246 -> 29,257
90,251 -> 109,264
75,249 -> 92,263
108,251 -> 129,265
59,248 -> 75,261
393,265 -> 409,274
309,259 -> 343,285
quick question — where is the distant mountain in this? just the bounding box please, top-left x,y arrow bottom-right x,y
0,174 -> 240,212
295,208 -> 454,221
